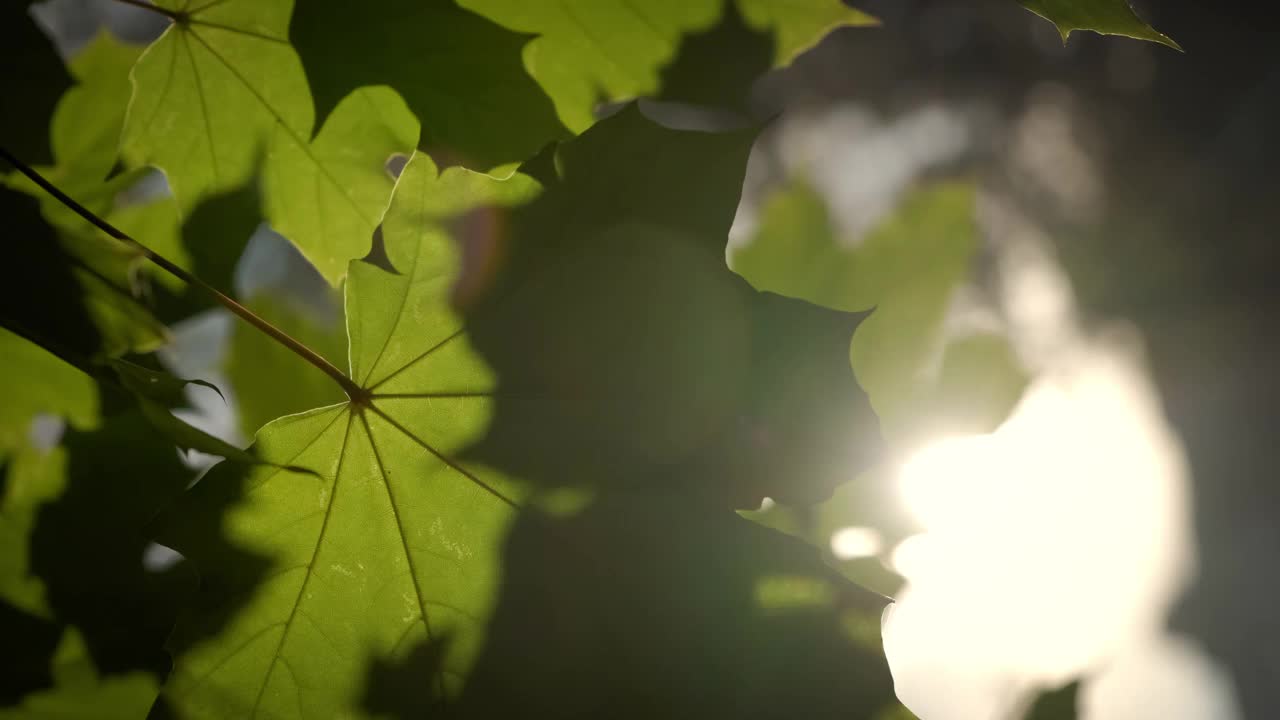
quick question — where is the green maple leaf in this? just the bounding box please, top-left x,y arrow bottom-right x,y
155,106 -> 882,716
120,0 -> 419,284
46,31 -> 145,186
153,153 -> 536,717
458,0 -> 877,130
1016,0 -> 1180,49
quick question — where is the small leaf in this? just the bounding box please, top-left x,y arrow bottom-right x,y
1016,0 -> 1180,49
109,360 -> 293,467
48,32 -> 145,183
110,358 -> 225,407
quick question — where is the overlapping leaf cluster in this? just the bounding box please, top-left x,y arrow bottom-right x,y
0,0 -> 1176,717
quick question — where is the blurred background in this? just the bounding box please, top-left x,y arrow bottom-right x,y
26,0 -> 1279,717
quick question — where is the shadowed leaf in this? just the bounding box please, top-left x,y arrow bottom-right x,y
458,0 -> 876,131
465,107 -> 881,507
0,4 -> 71,166
731,178 -> 988,441
291,0 -> 565,170
451,488 -> 897,718
225,291 -> 347,438
656,1 -> 775,110
1024,679 -> 1081,720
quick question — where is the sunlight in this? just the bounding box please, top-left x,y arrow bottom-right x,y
881,343 -> 1240,719
830,525 -> 884,559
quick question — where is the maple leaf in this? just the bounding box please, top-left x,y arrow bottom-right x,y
155,106 -> 883,716
120,0 -> 418,284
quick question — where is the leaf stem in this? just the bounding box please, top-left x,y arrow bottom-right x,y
0,147 -> 367,402
110,0 -> 187,22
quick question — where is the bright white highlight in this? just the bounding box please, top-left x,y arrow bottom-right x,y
883,344 -> 1237,720
829,526 -> 883,559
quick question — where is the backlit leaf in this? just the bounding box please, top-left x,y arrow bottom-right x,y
1016,0 -> 1180,49
157,107 -> 885,716
730,178 -> 984,439
0,4 -> 71,166
154,155 -> 533,717
121,0 -> 417,283
262,86 -> 419,284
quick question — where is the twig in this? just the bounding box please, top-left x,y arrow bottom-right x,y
0,146 -> 367,402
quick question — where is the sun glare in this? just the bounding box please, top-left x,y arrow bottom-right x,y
880,344 -> 1240,719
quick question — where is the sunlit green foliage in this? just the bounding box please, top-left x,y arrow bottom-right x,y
0,0 -> 1176,716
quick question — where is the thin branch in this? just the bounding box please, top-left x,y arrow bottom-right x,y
111,0 -> 187,22
0,146 -> 367,402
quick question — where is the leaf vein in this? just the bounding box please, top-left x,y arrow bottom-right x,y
183,27 -> 371,220
368,404 -> 519,509
359,410 -> 448,700
248,410 -> 354,719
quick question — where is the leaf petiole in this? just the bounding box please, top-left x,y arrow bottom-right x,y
0,146 -> 367,402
